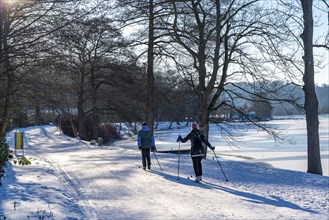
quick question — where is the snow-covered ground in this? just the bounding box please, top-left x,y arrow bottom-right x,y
0,116 -> 328,219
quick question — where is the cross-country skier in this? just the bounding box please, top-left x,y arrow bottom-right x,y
177,122 -> 215,182
137,122 -> 156,170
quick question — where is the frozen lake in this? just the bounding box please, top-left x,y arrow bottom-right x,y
150,115 -> 329,176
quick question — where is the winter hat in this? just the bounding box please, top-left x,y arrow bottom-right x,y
191,122 -> 198,130
142,122 -> 149,131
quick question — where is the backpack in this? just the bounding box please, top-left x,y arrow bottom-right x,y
139,130 -> 153,148
191,130 -> 206,156
193,130 -> 208,158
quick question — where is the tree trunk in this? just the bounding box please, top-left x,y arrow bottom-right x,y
301,0 -> 322,175
90,66 -> 98,140
78,97 -> 86,139
0,6 -> 13,136
0,85 -> 12,136
198,92 -> 210,138
146,0 -> 155,133
64,97 -> 77,137
198,92 -> 210,158
35,105 -> 42,125
0,3 -> 3,64
78,68 -> 87,140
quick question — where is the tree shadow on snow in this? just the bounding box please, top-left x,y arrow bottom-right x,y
148,170 -> 318,215
200,181 -> 319,214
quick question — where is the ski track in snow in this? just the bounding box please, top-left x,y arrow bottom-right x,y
1,125 -> 328,219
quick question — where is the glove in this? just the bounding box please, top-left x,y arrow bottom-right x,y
151,146 -> 156,152
138,145 -> 141,150
209,145 -> 215,151
176,135 -> 182,142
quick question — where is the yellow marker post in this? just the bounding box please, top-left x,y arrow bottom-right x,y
15,132 -> 24,156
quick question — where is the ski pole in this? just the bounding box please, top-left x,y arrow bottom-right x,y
212,149 -> 228,182
177,134 -> 181,180
152,150 -> 163,171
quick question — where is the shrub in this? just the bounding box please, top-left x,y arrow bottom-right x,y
18,157 -> 31,165
58,115 -> 120,143
0,136 -> 9,167
99,124 -> 120,144
57,115 -> 78,138
0,136 -> 9,182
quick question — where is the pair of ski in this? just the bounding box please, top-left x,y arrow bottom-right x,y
186,175 -> 203,184
185,176 -> 219,187
138,165 -> 209,184
138,165 -> 154,174
142,168 -> 151,173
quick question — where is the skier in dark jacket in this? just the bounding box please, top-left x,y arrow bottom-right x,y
138,122 -> 155,170
177,122 -> 215,182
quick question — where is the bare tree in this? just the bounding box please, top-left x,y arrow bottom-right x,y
162,0 -> 284,136
0,0 -> 61,135
0,0 -> 86,136
54,12 -> 130,140
115,0 -> 177,131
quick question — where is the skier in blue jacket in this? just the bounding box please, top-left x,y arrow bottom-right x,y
177,122 -> 215,182
138,123 -> 155,170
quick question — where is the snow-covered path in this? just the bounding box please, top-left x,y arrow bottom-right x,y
1,125 -> 329,219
